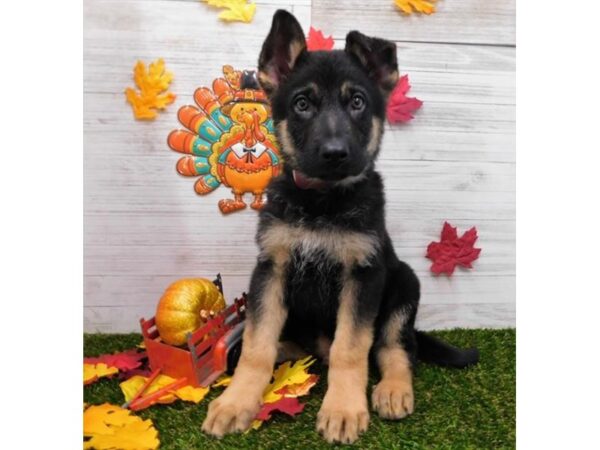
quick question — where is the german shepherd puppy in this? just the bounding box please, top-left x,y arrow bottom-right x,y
202,10 -> 479,444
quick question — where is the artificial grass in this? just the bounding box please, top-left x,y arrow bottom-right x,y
84,329 -> 515,449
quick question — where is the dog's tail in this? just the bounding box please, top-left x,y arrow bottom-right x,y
415,331 -> 479,368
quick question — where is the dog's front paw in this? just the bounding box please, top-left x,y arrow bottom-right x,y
372,379 -> 414,420
201,393 -> 260,438
316,392 -> 369,444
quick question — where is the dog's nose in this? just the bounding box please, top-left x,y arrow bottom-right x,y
320,140 -> 349,164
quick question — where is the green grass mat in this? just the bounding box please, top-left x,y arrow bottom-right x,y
84,328 -> 515,449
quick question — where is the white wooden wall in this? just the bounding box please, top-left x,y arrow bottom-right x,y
84,0 -> 515,332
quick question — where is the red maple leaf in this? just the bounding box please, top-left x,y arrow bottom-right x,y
84,349 -> 147,372
256,397 -> 305,421
426,222 -> 481,276
306,27 -> 334,51
386,74 -> 423,123
117,367 -> 153,381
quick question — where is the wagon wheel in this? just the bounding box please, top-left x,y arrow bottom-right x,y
226,340 -> 243,375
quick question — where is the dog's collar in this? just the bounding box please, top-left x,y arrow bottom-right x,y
292,169 -> 369,191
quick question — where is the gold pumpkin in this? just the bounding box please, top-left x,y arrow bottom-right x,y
155,278 -> 226,346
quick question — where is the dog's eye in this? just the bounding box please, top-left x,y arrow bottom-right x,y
294,96 -> 310,112
351,94 -> 365,110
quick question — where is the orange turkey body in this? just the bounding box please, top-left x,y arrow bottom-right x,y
167,66 -> 281,214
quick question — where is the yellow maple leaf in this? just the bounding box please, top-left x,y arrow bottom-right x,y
84,363 -> 118,385
83,403 -> 159,450
120,374 -> 209,406
125,58 -> 176,120
84,403 -> 138,436
212,375 -> 232,387
203,0 -> 256,23
250,419 -> 263,430
394,0 -> 437,15
262,356 -> 316,403
175,384 -> 210,403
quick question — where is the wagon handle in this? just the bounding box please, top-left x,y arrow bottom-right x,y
122,368 -> 189,411
122,368 -> 162,409
128,376 -> 188,411
213,273 -> 223,294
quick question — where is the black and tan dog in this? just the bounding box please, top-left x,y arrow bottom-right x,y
202,10 -> 479,444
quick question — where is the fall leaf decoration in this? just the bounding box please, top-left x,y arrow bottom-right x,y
125,59 -> 176,120
386,75 -> 423,123
117,368 -> 153,381
84,404 -> 138,436
212,375 -> 232,387
262,356 -> 317,403
306,27 -> 334,51
275,374 -> 319,397
84,348 -> 147,385
426,222 -> 482,276
202,0 -> 256,23
255,356 -> 318,429
84,363 -> 119,385
211,356 -> 319,430
83,403 -> 159,450
255,397 -> 305,421
394,0 -> 438,15
120,374 -> 209,409
84,349 -> 147,372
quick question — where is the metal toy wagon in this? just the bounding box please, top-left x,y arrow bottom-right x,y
128,278 -> 246,410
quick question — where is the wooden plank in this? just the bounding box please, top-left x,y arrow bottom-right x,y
85,301 -> 514,333
416,302 -> 515,330
311,0 -> 516,46
84,203 -> 515,278
85,42 -> 515,103
84,31 -> 516,164
85,92 -> 515,164
85,212 -> 514,249
85,158 -> 514,194
84,188 -> 514,219
85,273 -> 515,307
84,232 -> 515,276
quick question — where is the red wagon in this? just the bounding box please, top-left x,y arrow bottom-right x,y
128,277 -> 246,410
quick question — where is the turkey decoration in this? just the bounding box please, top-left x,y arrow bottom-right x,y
168,65 -> 281,214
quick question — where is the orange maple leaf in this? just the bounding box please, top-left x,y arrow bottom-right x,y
83,403 -> 159,450
84,363 -> 118,385
125,58 -> 176,120
275,374 -> 319,397
394,0 -> 437,15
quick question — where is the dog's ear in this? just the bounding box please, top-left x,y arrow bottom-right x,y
258,10 -> 307,96
345,31 -> 399,95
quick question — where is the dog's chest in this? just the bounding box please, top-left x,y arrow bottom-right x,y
258,220 -> 379,268
258,220 -> 379,330
284,248 -> 342,331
